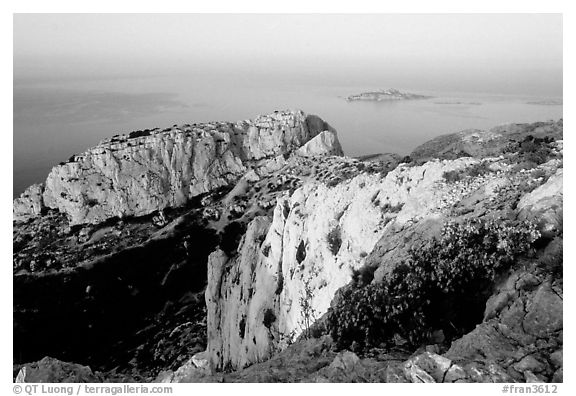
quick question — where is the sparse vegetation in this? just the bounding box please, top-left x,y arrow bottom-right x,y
262,244 -> 271,257
531,169 -> 547,180
442,170 -> 462,183
327,227 -> 342,255
326,218 -> 540,352
512,135 -> 556,170
263,308 -> 277,329
220,221 -> 247,256
298,278 -> 318,339
351,265 -> 377,286
296,241 -> 306,264
381,202 -> 404,213
443,162 -> 492,183
326,178 -> 340,187
466,162 -> 492,177
128,130 -> 151,139
85,198 -> 99,208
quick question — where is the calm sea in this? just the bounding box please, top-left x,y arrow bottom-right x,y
13,74 -> 563,197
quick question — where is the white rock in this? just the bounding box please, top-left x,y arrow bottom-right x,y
296,130 -> 344,157
518,168 -> 563,234
13,183 -> 45,221
16,110 -> 340,225
206,157 -> 479,370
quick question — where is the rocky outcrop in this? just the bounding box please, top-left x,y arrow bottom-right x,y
410,119 -> 562,162
14,183 -> 45,221
156,351 -> 210,383
205,131 -> 563,372
179,242 -> 562,383
14,110 -> 340,225
206,156 -> 496,370
296,131 -> 343,157
13,112 -> 563,383
518,168 -> 563,236
444,270 -> 563,382
163,333 -> 551,383
15,357 -> 102,383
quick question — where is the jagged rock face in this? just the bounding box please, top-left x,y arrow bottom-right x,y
15,110 -> 338,225
368,156 -> 563,283
518,168 -> 563,236
15,357 -> 102,383
205,140 -> 564,372
42,130 -> 245,225
156,351 -> 210,383
206,157 -> 482,370
296,131 -> 343,157
445,270 -> 563,383
13,183 -> 45,221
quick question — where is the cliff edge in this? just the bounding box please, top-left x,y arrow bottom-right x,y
14,110 -> 341,225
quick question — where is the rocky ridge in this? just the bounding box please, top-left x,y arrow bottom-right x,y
153,121 -> 561,383
204,139 -> 563,372
14,110 -> 340,225
13,110 -> 345,380
13,114 -> 562,383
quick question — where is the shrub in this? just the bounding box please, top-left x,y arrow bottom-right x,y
466,162 -> 492,177
220,221 -> 247,256
327,227 -> 342,255
381,202 -> 404,213
263,308 -> 276,329
531,169 -> 547,180
517,135 -> 554,165
327,178 -> 340,188
85,198 -> 99,208
513,161 -> 539,171
517,180 -> 539,195
128,130 -> 151,139
296,240 -> 307,264
326,218 -> 540,351
262,244 -> 271,257
351,265 -> 377,286
299,278 -> 318,339
443,170 -> 462,183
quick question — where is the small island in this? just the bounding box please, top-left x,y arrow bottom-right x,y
345,88 -> 432,102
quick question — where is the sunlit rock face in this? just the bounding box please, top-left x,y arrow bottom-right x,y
14,183 -> 45,221
517,168 -> 563,235
296,130 -> 343,157
205,157 -> 485,371
14,110 -> 339,225
205,133 -> 563,372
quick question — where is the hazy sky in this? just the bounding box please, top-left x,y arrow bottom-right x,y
14,14 -> 562,95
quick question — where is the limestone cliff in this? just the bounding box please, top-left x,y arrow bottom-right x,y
13,110 -> 339,225
205,133 -> 563,371
13,183 -> 45,220
13,112 -> 563,383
